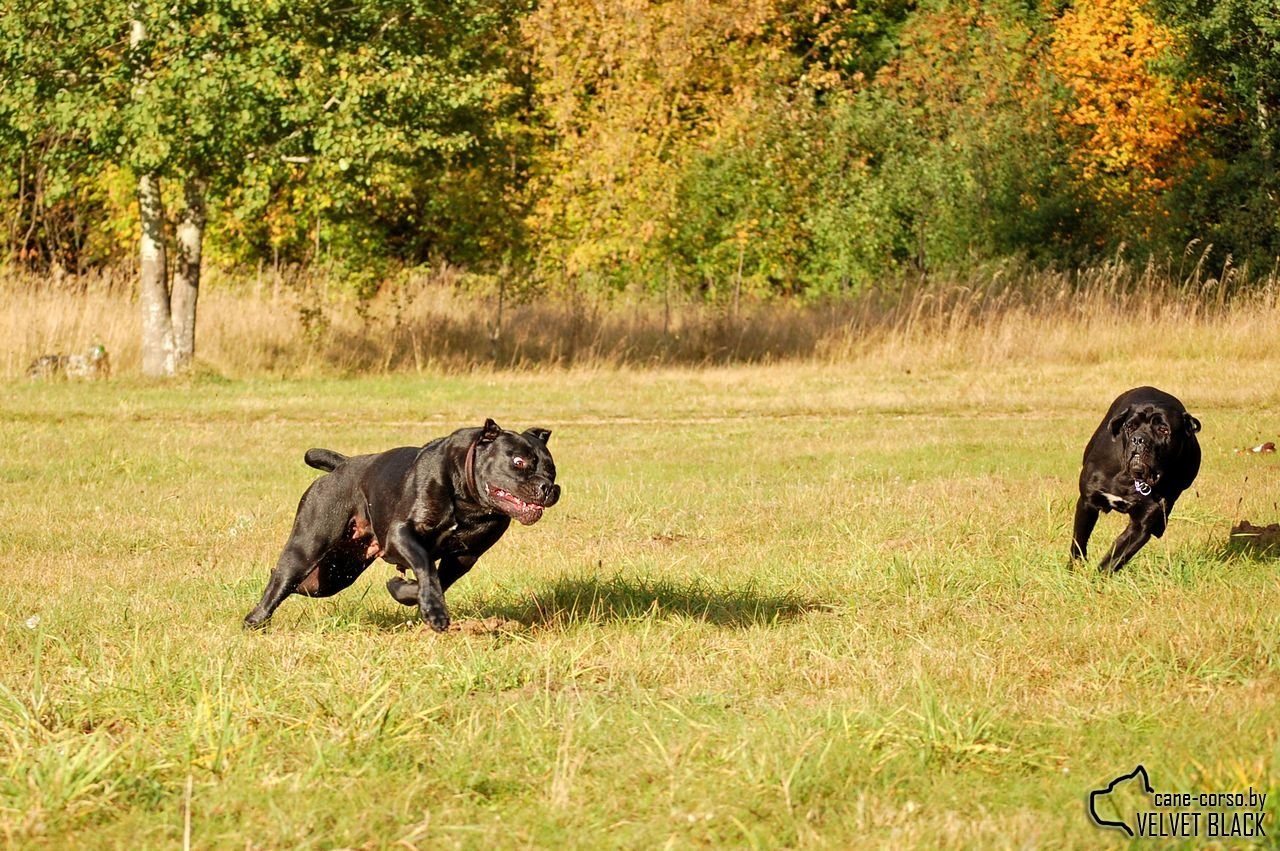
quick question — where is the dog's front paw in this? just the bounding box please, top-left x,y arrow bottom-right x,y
419,595 -> 451,632
423,608 -> 451,632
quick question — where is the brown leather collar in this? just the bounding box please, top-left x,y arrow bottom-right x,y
463,436 -> 481,502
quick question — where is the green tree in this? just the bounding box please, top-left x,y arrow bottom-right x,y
522,0 -> 912,293
0,0 -> 527,375
806,1 -> 1069,283
1150,0 -> 1280,266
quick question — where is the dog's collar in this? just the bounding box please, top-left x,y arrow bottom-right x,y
463,437 -> 481,502
1134,480 -> 1152,496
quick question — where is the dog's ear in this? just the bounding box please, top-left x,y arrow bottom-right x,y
524,428 -> 552,446
1184,414 -> 1202,435
1109,407 -> 1131,436
479,418 -> 503,444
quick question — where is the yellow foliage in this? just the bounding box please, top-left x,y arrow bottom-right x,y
1047,0 -> 1209,208
523,0 -> 779,276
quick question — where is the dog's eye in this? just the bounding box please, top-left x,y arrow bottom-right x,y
512,456 -> 528,470
1156,425 -> 1170,437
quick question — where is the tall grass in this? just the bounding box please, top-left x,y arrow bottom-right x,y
4,253 -> 1278,380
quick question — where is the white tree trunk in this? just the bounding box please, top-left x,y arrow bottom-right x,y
172,178 -> 206,372
138,172 -> 176,377
132,9 -> 177,378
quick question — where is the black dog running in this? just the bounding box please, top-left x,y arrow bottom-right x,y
1071,386 -> 1201,572
244,419 -> 559,631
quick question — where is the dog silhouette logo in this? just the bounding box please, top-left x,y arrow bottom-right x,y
1089,765 -> 1155,836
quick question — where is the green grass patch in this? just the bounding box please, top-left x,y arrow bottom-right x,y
2,357 -> 1278,848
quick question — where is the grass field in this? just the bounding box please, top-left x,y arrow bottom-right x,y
2,301 -> 1279,848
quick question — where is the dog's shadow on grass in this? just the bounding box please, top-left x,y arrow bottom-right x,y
363,574 -> 824,631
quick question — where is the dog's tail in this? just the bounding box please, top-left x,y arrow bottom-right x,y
304,448 -> 348,472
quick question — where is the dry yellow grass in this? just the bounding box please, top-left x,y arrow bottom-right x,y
5,261 -> 1278,381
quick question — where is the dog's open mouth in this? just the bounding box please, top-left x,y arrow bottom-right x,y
488,485 -> 545,525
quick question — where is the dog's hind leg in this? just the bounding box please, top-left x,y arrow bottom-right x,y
243,478 -> 354,629
244,534 -> 335,628
1071,497 -> 1099,561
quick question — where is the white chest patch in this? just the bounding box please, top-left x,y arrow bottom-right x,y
1101,492 -> 1131,511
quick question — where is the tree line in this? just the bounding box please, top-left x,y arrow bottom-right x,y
2,0 -> 1277,306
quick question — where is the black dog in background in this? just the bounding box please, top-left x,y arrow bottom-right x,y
244,419 -> 559,631
1072,387 -> 1201,572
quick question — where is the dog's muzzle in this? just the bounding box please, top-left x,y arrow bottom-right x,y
1128,435 -> 1158,495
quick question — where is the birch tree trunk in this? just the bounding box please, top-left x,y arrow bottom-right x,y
172,177 -> 206,372
132,11 -> 176,377
138,172 -> 176,377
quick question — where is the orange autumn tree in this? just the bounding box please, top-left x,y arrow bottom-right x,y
1047,0 -> 1208,222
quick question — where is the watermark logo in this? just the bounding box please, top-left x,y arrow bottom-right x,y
1088,764 -> 1269,840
